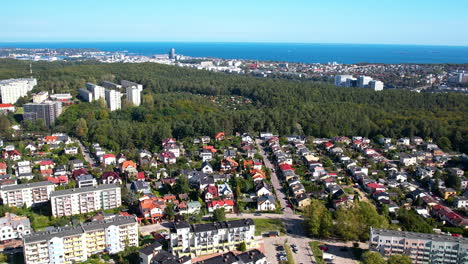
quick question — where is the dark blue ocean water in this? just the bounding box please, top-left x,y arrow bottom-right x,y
1,42 -> 468,64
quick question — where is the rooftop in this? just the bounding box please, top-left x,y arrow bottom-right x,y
50,184 -> 118,197
371,228 -> 468,244
0,181 -> 54,191
24,215 -> 136,244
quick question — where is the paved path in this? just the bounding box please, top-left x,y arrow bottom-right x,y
255,139 -> 315,264
77,139 -> 95,165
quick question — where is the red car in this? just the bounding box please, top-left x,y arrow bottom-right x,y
452,234 -> 462,237
319,245 -> 329,251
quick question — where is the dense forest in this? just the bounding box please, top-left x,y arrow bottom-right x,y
0,59 -> 466,153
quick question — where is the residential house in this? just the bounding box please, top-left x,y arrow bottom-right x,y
207,199 -> 234,212
200,150 -> 213,162
448,168 -> 464,178
214,132 -> 225,141
255,181 -> 272,197
0,213 -> 31,242
442,188 -> 457,199
70,159 -> 84,170
76,174 -> 97,188
220,158 -> 238,172
131,181 -> 151,194
257,195 -> 276,211
203,185 -> 218,201
101,171 -> 122,184
217,183 -> 234,199
121,160 -> 138,178
201,162 -> 213,174
2,150 -> 22,161
64,147 -> 78,155
0,162 -> 6,175
102,154 -> 116,165
160,151 -> 176,164
400,154 -> 417,166
296,193 -> 311,208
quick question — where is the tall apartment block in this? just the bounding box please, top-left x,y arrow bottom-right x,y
0,78 -> 37,104
370,228 -> 468,264
101,81 -> 122,89
335,74 -> 385,90
104,89 -> 122,111
85,83 -> 105,100
125,86 -> 141,106
0,181 -> 55,207
78,88 -> 93,102
23,101 -> 62,127
121,80 -> 142,106
23,215 -> 138,264
50,184 -> 121,217
169,219 -> 258,257
121,80 -> 143,92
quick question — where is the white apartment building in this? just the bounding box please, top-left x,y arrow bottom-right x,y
121,80 -> 143,92
369,80 -> 384,91
23,101 -> 62,127
358,76 -> 373,88
23,215 -> 138,264
32,91 -> 49,103
0,181 -> 55,207
104,89 -> 122,111
126,87 -> 141,106
370,228 -> 468,264
50,184 -> 121,217
0,213 -> 31,242
0,78 -> 37,104
334,75 -> 353,86
85,83 -> 105,101
170,219 -> 258,257
78,88 -> 93,102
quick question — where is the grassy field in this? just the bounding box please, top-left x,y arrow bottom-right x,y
309,241 -> 324,264
284,242 -> 295,264
253,218 -> 286,236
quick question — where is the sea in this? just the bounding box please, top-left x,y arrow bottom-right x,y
1,42 -> 468,64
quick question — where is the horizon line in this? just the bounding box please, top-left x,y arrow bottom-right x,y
0,40 -> 468,48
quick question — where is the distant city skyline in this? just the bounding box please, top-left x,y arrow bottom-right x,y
1,0 -> 468,46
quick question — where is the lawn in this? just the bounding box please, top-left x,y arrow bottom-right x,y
253,218 -> 285,236
309,241 -> 324,264
284,242 -> 295,264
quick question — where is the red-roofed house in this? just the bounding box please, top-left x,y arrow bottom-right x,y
136,172 -> 146,181
207,199 -> 234,212
0,104 -> 15,113
0,162 -> 6,175
215,132 -> 225,141
160,151 -> 176,164
279,164 -> 294,172
101,171 -> 122,184
72,168 -> 89,179
2,150 -> 21,161
220,158 -> 238,172
139,196 -> 165,223
202,145 -> 217,153
161,138 -> 176,146
324,142 -> 334,150
102,154 -> 116,165
365,182 -> 386,193
47,175 -> 69,185
203,185 -> 219,201
43,136 -> 58,144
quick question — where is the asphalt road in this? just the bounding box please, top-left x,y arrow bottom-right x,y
255,139 -> 316,264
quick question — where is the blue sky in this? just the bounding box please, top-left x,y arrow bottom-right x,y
1,0 -> 468,45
